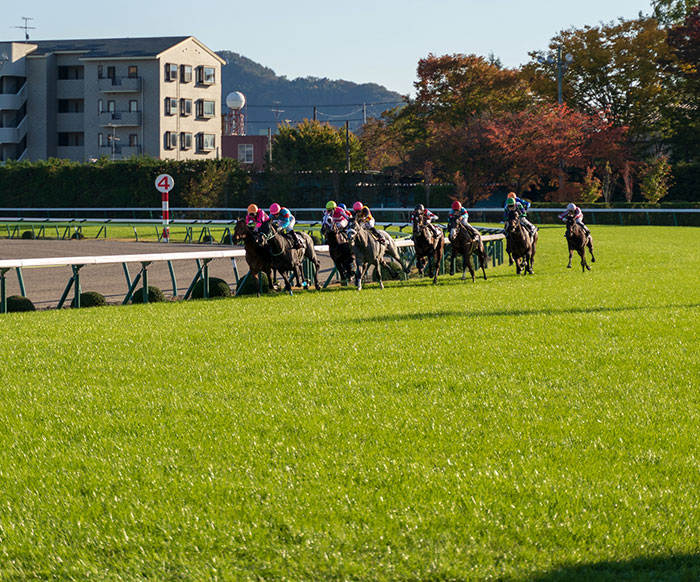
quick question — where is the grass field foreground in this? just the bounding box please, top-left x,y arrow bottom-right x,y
1,225 -> 700,581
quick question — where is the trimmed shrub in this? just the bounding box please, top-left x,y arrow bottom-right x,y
200,235 -> 214,244
21,230 -> 34,240
236,272 -> 271,295
6,295 -> 35,312
191,277 -> 232,299
130,285 -> 166,304
371,263 -> 402,282
71,231 -> 85,240
73,291 -> 107,308
222,233 -> 234,245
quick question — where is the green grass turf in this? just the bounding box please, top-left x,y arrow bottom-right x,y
1,225 -> 700,581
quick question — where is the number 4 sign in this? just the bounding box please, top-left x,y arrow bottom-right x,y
155,173 -> 174,193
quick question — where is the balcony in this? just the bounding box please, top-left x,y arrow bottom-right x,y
0,115 -> 27,144
99,111 -> 142,127
0,82 -> 27,111
98,76 -> 142,93
98,144 -> 142,159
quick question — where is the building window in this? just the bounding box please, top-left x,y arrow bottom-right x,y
107,66 -> 116,80
129,100 -> 138,112
58,132 -> 84,146
164,131 -> 177,150
180,98 -> 192,116
198,133 -> 215,151
129,134 -> 138,147
238,144 -> 254,164
128,65 -> 138,78
98,133 -> 104,147
165,63 -> 178,81
181,65 -> 192,83
98,65 -> 104,79
197,66 -> 215,85
107,101 -> 115,113
180,132 -> 192,150
57,66 -> 84,80
98,99 -> 103,113
197,99 -> 216,118
165,97 -> 177,116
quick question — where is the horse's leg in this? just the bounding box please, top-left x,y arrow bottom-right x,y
588,238 -> 596,263
432,246 -> 440,285
355,261 -> 364,291
449,248 -> 456,276
579,248 -> 589,272
479,244 -> 487,280
567,246 -> 574,269
278,270 -> 293,295
416,255 -> 425,277
375,260 -> 384,290
467,252 -> 476,282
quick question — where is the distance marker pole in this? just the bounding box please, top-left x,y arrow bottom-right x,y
162,189 -> 170,243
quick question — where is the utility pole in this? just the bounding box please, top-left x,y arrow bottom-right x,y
345,120 -> 350,172
313,106 -> 317,121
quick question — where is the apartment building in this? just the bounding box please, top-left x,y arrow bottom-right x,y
0,36 -> 224,162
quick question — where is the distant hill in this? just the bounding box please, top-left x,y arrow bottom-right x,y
217,50 -> 405,135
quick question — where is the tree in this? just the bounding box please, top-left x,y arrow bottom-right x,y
639,154 -> 673,203
523,17 -> 676,148
270,120 -> 365,172
652,0 -> 699,26
665,5 -> 700,161
484,104 -> 630,199
413,53 -> 532,125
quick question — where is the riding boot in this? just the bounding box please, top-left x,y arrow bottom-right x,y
371,227 -> 386,244
468,226 -> 480,240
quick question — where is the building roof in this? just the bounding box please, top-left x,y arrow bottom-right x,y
24,36 -> 223,62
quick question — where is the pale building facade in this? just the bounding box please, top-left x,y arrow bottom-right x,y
0,36 -> 224,162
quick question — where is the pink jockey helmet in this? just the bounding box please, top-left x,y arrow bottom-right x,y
269,203 -> 281,215
352,201 -> 363,212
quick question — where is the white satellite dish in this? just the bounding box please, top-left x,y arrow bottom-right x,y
225,91 -> 246,111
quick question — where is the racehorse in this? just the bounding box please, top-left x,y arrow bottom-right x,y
348,219 -> 410,290
259,221 -> 321,293
322,222 -> 356,284
447,215 -> 487,282
505,209 -> 537,275
565,214 -> 595,271
412,214 -> 444,284
232,219 -> 275,296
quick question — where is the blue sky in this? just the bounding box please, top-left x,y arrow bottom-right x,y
6,0 -> 650,96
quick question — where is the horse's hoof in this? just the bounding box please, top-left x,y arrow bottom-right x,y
591,257 -> 596,263
567,265 -> 572,269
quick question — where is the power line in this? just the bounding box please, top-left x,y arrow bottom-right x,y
246,100 -> 404,109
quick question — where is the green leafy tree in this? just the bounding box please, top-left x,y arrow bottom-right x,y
524,17 -> 676,148
271,119 -> 365,172
639,154 -> 673,203
652,0 -> 698,26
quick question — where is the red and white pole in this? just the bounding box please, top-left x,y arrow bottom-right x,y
155,173 -> 174,244
162,188 -> 170,243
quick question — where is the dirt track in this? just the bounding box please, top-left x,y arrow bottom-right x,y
0,239 -> 335,309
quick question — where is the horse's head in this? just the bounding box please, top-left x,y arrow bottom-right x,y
506,209 -> 520,230
232,218 -> 249,243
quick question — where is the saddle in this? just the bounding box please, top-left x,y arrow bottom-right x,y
286,231 -> 305,250
335,229 -> 349,245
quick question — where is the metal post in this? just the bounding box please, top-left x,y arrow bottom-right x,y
1,271 -> 7,314
167,261 -> 177,298
142,263 -> 149,303
16,267 -> 25,297
72,265 -> 82,308
345,120 -> 350,172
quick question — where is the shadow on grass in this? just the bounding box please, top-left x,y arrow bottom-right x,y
350,303 -> 700,324
529,553 -> 700,582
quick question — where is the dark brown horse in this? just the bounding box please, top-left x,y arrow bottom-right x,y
505,210 -> 537,275
259,221 -> 321,293
565,215 -> 595,271
232,220 -> 275,296
447,215 -> 487,282
322,222 -> 356,284
411,214 -> 444,284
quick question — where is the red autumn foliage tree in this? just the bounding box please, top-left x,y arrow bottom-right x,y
484,104 -> 629,199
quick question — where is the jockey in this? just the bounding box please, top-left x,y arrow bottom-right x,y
245,204 -> 269,234
504,197 -> 538,239
332,205 -> 352,229
559,203 -> 591,237
270,203 -> 302,249
322,200 -> 337,231
448,201 -> 481,240
411,203 -> 443,239
354,202 -> 386,244
503,195 -> 537,238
